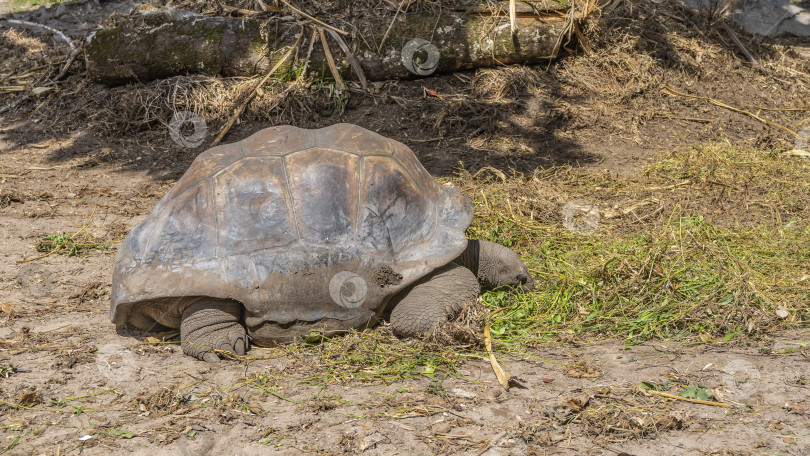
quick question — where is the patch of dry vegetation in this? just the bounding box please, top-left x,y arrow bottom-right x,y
520,387 -> 689,447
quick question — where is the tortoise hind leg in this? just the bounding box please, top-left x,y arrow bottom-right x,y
181,298 -> 247,363
389,263 -> 480,338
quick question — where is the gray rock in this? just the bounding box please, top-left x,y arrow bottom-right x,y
677,0 -> 810,36
731,0 -> 810,36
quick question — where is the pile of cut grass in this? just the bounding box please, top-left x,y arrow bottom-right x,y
458,142 -> 809,345
290,329 -> 469,385
293,142 -> 808,384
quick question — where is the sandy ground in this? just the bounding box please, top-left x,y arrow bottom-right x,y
1,78 -> 808,456
2,0 -> 810,455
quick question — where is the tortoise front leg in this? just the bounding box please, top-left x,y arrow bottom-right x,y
181,298 -> 247,362
389,263 -> 480,338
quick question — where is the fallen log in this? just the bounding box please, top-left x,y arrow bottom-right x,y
86,2 -> 590,85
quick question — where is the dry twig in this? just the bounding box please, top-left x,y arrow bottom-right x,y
509,0 -> 517,35
317,27 -> 345,94
6,19 -> 76,50
211,42 -> 299,147
720,21 -> 758,66
642,389 -> 733,408
276,0 -> 348,35
0,27 -> 83,114
43,44 -> 84,87
662,86 -> 797,137
484,308 -> 512,390
378,0 -> 409,53
327,29 -> 367,91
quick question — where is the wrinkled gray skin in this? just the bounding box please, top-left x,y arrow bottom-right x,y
180,238 -> 532,362
453,239 -> 534,290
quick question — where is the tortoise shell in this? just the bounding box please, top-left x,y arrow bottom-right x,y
111,124 -> 473,330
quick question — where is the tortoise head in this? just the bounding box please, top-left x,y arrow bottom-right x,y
456,239 -> 534,291
483,242 -> 534,291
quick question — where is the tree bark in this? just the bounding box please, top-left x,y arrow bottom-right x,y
86,4 -> 579,85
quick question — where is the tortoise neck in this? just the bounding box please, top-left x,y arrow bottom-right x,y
454,239 -> 480,277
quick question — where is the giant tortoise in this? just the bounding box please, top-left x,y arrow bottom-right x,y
111,124 -> 533,362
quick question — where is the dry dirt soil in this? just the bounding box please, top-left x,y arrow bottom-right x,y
1,1 -> 810,455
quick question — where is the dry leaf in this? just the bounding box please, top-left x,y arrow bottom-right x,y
565,362 -> 602,379
484,309 -> 512,390
566,393 -> 592,411
31,86 -> 56,95
0,302 -> 14,316
144,331 -> 180,344
18,389 -> 42,406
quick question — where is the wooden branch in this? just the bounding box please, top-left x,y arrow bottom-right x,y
7,19 -> 76,50
86,4 -> 577,85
